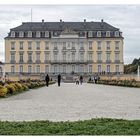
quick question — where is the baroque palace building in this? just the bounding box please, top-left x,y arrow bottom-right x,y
5,19 -> 124,76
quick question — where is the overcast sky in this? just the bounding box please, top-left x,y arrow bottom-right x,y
0,5 -> 140,64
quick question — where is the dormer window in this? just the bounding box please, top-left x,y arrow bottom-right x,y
45,31 -> 49,37
19,31 -> 24,37
106,31 -> 110,37
11,31 -> 15,37
36,31 -> 40,38
97,31 -> 101,37
28,31 -> 32,37
115,31 -> 119,37
88,31 -> 93,37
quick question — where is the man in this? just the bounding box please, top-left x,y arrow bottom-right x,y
58,74 -> 61,87
80,75 -> 83,85
45,74 -> 50,87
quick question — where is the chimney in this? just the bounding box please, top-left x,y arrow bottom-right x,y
60,19 -> 62,22
84,19 -> 86,22
42,19 -> 44,23
101,19 -> 104,22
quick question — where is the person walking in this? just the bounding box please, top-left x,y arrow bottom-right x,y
45,74 -> 50,87
58,74 -> 61,87
94,76 -> 97,84
75,76 -> 79,85
80,75 -> 83,85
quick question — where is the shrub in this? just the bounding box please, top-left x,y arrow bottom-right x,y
0,85 -> 8,97
6,84 -> 16,94
22,84 -> 29,91
15,83 -> 23,91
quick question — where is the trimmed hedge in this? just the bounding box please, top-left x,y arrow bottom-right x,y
88,79 -> 140,88
0,80 -> 55,98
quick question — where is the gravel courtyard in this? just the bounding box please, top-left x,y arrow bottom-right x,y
0,83 -> 140,121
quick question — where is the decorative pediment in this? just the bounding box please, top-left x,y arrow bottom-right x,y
61,27 -> 77,35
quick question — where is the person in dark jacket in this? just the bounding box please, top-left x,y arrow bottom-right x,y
80,75 -> 83,85
45,74 -> 50,87
58,74 -> 61,87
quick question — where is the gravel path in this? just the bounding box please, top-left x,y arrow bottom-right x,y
0,83 -> 140,121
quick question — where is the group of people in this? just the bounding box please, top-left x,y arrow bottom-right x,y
75,75 -> 83,85
92,75 -> 100,84
45,74 -> 61,87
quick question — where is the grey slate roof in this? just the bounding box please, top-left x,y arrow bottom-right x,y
11,21 -> 119,31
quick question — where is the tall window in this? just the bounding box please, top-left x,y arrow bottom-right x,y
19,42 -> 24,50
115,53 -> 119,61
45,42 -> 49,50
80,53 -> 84,61
36,53 -> 40,61
54,53 -> 57,61
115,41 -> 120,50
116,65 -> 119,73
89,42 -> 92,50
54,65 -> 57,73
106,41 -> 110,50
63,65 -> 66,73
98,65 -> 102,73
54,42 -> 57,50
11,42 -> 15,50
72,65 -> 75,72
28,65 -> 32,73
28,53 -> 32,62
89,65 -> 92,73
72,42 -> 75,49
63,53 -> 66,61
72,53 -> 75,61
28,42 -> 32,50
107,65 -> 110,73
45,65 -> 49,73
36,65 -> 40,73
19,53 -> 24,62
63,42 -> 66,49
97,53 -> 102,61
36,42 -> 40,50
80,65 -> 84,73
19,65 -> 23,73
106,53 -> 110,61
45,53 -> 49,61
88,53 -> 92,61
11,66 -> 15,73
11,53 -> 15,62
79,42 -> 84,49
97,41 -> 101,50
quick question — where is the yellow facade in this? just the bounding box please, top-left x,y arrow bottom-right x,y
5,38 -> 124,74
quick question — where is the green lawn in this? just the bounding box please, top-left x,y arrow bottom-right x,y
0,118 -> 140,135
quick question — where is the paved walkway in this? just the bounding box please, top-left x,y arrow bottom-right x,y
0,83 -> 140,121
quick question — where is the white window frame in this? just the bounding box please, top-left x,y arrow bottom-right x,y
19,65 -> 23,73
106,31 -> 110,37
28,41 -> 32,50
11,42 -> 15,50
97,31 -> 101,37
11,66 -> 15,73
115,31 -> 119,37
97,41 -> 101,50
36,65 -> 40,73
28,65 -> 32,73
45,65 -> 49,73
19,42 -> 24,50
